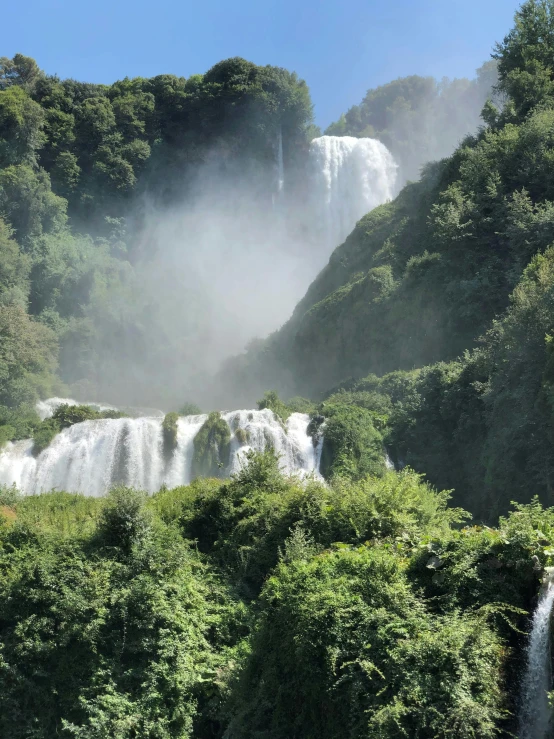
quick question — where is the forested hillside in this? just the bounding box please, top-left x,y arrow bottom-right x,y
0,55 -> 314,425
227,0 -> 554,521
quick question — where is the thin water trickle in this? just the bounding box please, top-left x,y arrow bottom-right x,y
277,128 -> 284,194
519,571 -> 554,739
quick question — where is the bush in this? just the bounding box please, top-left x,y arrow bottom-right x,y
32,404 -> 126,455
179,402 -> 202,416
52,403 -> 125,427
318,403 -> 387,480
32,417 -> 61,454
97,486 -> 152,552
229,546 -> 504,739
257,390 -> 291,422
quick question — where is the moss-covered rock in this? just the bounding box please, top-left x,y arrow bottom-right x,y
162,412 -> 179,458
191,412 -> 231,479
32,418 -> 62,455
235,427 -> 250,445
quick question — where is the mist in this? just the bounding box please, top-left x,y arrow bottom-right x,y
65,136 -> 396,411
61,66 -> 499,414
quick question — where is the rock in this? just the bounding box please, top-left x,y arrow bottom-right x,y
532,555 -> 542,571
426,555 -> 444,570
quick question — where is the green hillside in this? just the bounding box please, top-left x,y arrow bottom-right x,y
228,0 -> 554,520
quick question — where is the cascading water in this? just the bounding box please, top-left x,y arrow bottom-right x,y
519,569 -> 554,739
223,409 -> 322,477
0,401 -> 322,497
277,128 -> 284,195
308,135 -> 397,251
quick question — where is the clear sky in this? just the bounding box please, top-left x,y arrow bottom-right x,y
2,0 -> 521,129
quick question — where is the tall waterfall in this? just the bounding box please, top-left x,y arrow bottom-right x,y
308,135 -> 397,251
0,400 -> 322,497
277,128 -> 284,195
519,570 -> 554,738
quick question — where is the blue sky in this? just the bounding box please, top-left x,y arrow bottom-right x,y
2,0 -> 521,129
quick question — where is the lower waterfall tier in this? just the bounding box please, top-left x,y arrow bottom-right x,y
0,406 -> 322,497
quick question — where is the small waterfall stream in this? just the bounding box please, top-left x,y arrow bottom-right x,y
0,400 -> 322,497
519,569 -> 554,738
277,127 -> 284,195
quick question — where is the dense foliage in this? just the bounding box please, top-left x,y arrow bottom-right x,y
1,451 -> 550,737
192,412 -> 232,479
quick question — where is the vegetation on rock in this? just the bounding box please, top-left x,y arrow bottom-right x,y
162,411 -> 179,456
32,404 -> 126,454
192,411 -> 231,479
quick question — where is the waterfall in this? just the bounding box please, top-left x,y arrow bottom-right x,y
223,409 -> 320,477
309,135 -> 397,251
519,569 -> 554,738
0,401 -> 322,497
277,128 -> 284,194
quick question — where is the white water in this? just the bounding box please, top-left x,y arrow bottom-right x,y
223,409 -> 322,477
277,128 -> 284,194
0,402 -> 321,497
519,573 -> 554,738
308,135 -> 397,251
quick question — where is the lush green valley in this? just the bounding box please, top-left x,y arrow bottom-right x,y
3,0 -> 554,736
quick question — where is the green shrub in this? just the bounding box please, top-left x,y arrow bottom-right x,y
52,403 -> 125,427
284,396 -> 316,414
179,402 -> 202,416
230,546 -> 504,738
0,424 -> 15,448
0,483 -> 20,507
0,500 -> 215,739
32,404 -> 127,455
97,486 -> 152,552
318,403 -> 387,480
257,390 -> 291,422
32,417 -> 61,454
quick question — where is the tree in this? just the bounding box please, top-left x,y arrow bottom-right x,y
0,86 -> 45,166
0,303 -> 58,406
0,218 -> 30,306
494,0 -> 554,118
0,165 -> 67,245
0,54 -> 42,92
